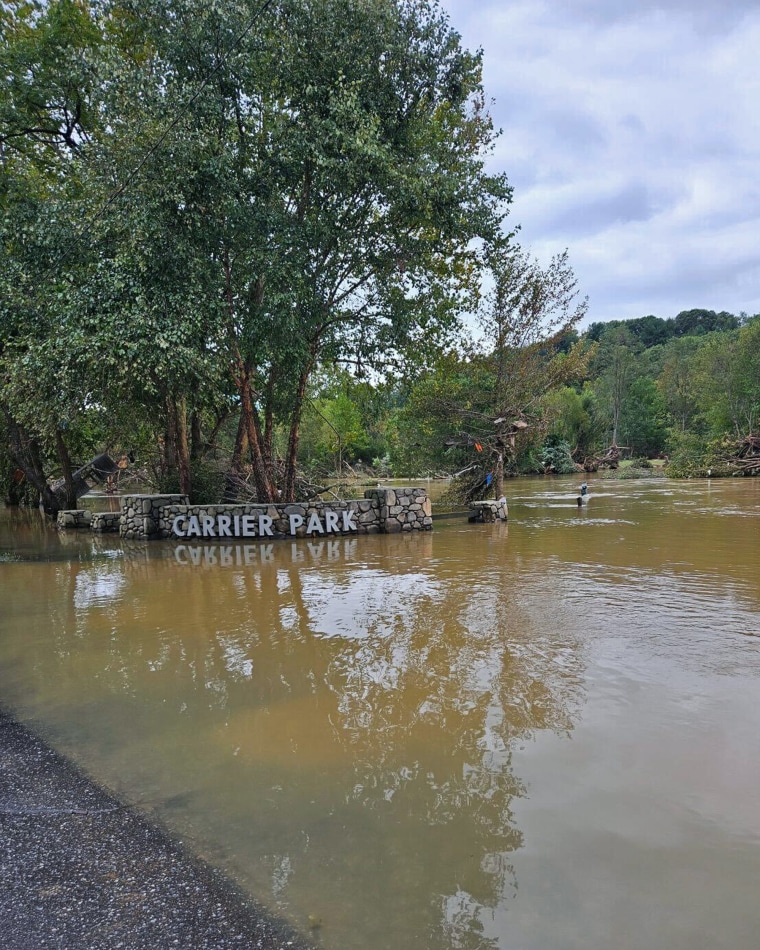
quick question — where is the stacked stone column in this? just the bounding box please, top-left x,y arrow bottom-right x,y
120,494 -> 189,540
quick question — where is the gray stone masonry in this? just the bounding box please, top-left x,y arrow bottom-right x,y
57,510 -> 92,529
91,511 -> 121,533
364,487 -> 432,533
120,494 -> 189,540
469,498 -> 509,522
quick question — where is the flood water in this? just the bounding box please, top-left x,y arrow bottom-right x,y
2,476 -> 760,950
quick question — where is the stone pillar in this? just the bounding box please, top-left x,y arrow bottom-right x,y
364,488 -> 433,532
91,512 -> 121,533
120,494 -> 189,540
468,499 -> 508,522
56,510 -> 92,530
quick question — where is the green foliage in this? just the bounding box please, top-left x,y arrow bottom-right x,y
690,319 -> 760,439
299,393 -> 369,471
389,355 -> 480,476
0,0 -> 101,167
585,309 -> 740,349
589,326 -> 638,446
619,376 -> 668,457
672,309 -> 739,337
579,311 -> 759,474
542,385 -> 597,459
540,435 -> 576,474
296,367 -> 392,474
665,433 -> 731,477
390,244 -> 593,489
158,458 -> 225,504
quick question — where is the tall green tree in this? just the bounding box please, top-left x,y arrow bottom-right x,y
692,320 -> 760,439
619,375 -> 667,457
1,0 -> 103,511
393,247 -> 591,493
655,336 -> 703,438
86,0 -> 511,502
592,326 -> 637,448
466,247 -> 590,495
3,0 -> 511,507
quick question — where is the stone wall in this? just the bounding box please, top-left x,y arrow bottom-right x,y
160,487 -> 432,541
57,510 -> 92,529
364,487 -> 432,533
469,498 -> 508,522
120,494 -> 189,540
57,488 -> 433,541
91,511 -> 121,533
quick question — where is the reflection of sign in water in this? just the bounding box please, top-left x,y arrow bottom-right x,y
172,509 -> 357,539
175,544 -> 275,566
174,538 -> 359,566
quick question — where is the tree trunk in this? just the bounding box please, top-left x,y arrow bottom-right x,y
205,409 -> 231,459
263,373 -> 276,490
2,406 -> 59,515
494,450 -> 504,500
164,406 -> 176,486
190,409 -> 202,460
175,397 -> 192,498
611,403 -> 620,446
223,409 -> 248,502
166,396 -> 192,497
283,367 -> 310,503
239,373 -> 277,502
54,427 -> 78,510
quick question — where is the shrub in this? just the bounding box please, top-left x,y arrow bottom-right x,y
540,436 -> 577,474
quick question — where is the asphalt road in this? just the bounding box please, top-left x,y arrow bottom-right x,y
0,709 -> 312,950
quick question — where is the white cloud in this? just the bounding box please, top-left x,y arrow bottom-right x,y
442,0 -> 760,322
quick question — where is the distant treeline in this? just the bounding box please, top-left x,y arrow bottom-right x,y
584,309 -> 746,348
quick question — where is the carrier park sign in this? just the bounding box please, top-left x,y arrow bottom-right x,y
109,489 -> 433,541
171,509 -> 357,539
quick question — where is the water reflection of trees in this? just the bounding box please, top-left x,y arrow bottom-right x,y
8,530 -> 587,950
292,537 -> 584,948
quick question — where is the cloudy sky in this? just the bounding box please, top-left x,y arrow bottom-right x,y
440,0 -> 760,326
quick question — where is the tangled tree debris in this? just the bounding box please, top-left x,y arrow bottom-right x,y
728,435 -> 760,475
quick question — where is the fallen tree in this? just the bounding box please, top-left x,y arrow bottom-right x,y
728,435 -> 760,475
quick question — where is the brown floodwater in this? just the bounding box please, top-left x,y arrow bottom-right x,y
1,475 -> 760,950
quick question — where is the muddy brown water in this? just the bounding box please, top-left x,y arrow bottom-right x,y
2,475 -> 760,950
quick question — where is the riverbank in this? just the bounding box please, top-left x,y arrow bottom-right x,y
0,708 -> 311,950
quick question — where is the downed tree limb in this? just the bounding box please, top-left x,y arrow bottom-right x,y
583,444 -> 629,472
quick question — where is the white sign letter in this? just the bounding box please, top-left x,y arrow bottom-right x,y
342,509 -> 357,532
289,513 -> 304,535
306,512 -> 325,535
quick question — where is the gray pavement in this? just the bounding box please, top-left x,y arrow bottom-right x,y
0,710 -> 312,949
